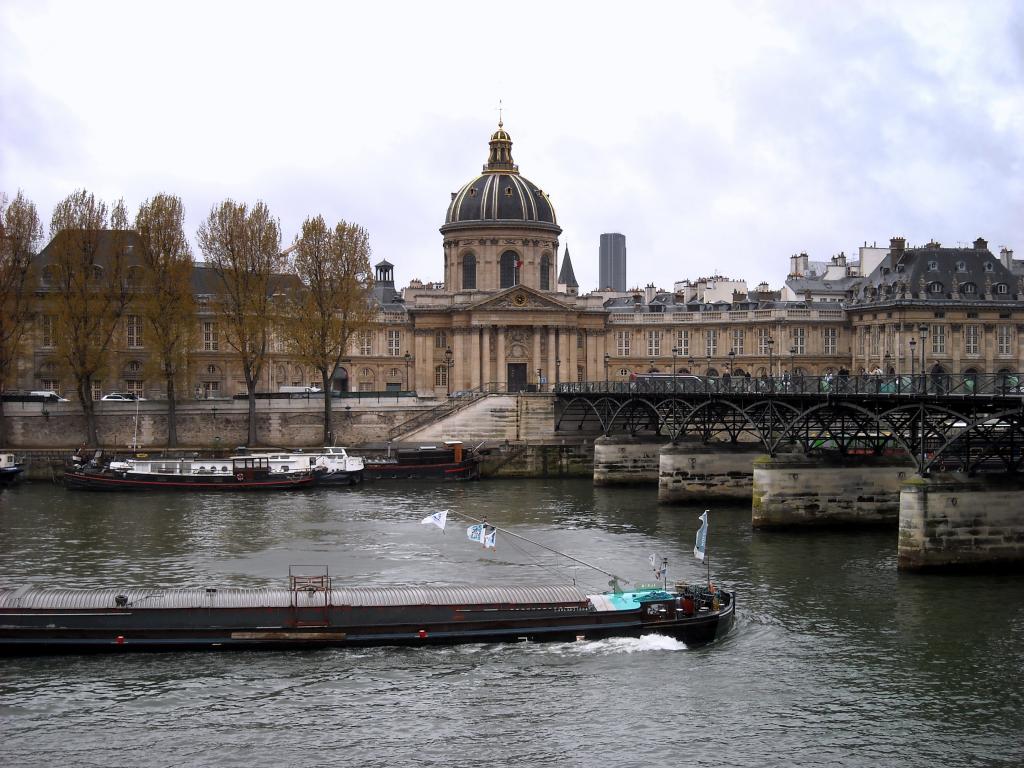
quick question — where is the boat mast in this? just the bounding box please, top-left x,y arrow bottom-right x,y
456,511 -> 628,590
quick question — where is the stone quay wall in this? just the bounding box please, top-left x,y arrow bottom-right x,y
752,453 -> 916,528
0,396 -> 422,451
898,473 -> 1024,571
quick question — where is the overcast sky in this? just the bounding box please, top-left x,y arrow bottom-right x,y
2,1 -> 1022,293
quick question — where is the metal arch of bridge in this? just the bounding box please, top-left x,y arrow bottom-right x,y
555,381 -> 1024,476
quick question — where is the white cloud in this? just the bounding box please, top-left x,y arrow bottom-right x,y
2,0 -> 1022,291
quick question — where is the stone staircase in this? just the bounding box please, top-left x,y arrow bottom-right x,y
398,393 -> 555,443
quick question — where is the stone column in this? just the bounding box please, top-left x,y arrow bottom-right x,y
470,327 -> 482,390
496,326 -> 507,390
482,326 -> 492,388
547,326 -> 556,389
594,435 -> 666,486
567,328 -> 578,384
532,326 -> 542,385
558,328 -> 571,385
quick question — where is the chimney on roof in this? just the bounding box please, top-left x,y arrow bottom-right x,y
797,252 -> 809,275
1001,247 -> 1014,269
889,236 -> 906,254
974,237 -> 988,251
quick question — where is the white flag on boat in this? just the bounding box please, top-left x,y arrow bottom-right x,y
467,523 -> 485,545
482,526 -> 496,550
421,510 -> 447,531
648,553 -> 665,580
694,510 -> 709,562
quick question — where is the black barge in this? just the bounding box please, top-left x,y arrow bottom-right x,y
0,575 -> 734,655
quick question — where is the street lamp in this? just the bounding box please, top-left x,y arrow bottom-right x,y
789,346 -> 796,391
671,346 -> 678,391
403,350 -> 411,392
727,349 -> 735,376
767,337 -> 775,381
443,347 -> 453,396
603,353 -> 610,387
918,324 -> 928,394
688,356 -> 694,375
909,337 -> 917,385
918,324 -> 928,471
555,357 -> 561,386
883,351 -> 891,376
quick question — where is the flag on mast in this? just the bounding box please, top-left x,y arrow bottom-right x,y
483,526 -> 497,550
694,510 -> 709,562
467,523 -> 485,545
421,510 -> 447,531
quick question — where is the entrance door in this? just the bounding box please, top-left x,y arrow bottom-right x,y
507,363 -> 528,393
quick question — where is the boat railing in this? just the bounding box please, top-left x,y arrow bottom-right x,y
289,565 -> 331,596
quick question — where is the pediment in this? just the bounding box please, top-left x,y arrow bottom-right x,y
466,286 -> 572,312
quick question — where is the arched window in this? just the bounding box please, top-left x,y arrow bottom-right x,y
540,253 -> 551,290
928,282 -> 944,294
996,283 -> 1008,294
500,251 -> 519,289
961,282 -> 977,294
461,253 -> 476,290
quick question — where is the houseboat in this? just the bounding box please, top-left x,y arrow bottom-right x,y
362,441 -> 480,481
63,452 -> 320,491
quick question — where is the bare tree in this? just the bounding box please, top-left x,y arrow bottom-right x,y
45,190 -> 132,446
135,193 -> 195,447
279,216 -> 374,443
0,191 -> 43,445
198,199 -> 283,446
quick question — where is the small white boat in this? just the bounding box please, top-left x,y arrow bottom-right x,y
260,447 -> 364,486
0,453 -> 24,488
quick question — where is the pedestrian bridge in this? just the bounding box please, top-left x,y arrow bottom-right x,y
554,372 -> 1024,476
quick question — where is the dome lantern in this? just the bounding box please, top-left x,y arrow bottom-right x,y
484,121 -> 518,173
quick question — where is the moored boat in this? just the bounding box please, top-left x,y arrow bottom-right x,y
363,440 -> 480,481
262,447 -> 364,486
63,452 -> 320,491
0,571 -> 734,655
0,453 -> 24,488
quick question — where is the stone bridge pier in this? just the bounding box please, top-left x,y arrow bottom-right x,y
752,453 -> 916,528
593,435 -> 665,486
657,440 -> 761,503
899,474 -> 1024,571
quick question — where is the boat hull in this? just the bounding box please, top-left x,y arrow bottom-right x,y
0,587 -> 734,655
363,459 -> 480,481
63,469 -> 318,492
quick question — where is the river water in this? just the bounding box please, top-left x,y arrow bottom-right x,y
1,479 -> 1022,767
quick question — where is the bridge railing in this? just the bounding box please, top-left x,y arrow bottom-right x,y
556,372 -> 1023,397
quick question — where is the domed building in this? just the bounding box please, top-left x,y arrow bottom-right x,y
441,122 -> 562,293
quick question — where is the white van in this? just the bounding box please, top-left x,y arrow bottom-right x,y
278,386 -> 322,394
30,390 -> 69,401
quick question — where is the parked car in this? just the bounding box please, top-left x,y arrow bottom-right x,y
100,392 -> 145,401
29,390 -> 69,401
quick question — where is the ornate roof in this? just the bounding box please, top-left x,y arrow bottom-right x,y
443,122 -> 559,231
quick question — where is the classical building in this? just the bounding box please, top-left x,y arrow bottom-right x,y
12,122 -> 1024,401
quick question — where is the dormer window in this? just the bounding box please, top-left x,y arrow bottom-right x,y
504,187 -> 513,197
984,262 -> 994,272
996,283 -> 1008,294
961,282 -> 977,294
928,281 -> 944,293
956,261 -> 966,272
896,264 -> 905,273
928,261 -> 938,271
468,188 -> 477,197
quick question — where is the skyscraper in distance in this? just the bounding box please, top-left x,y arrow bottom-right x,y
599,233 -> 626,291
